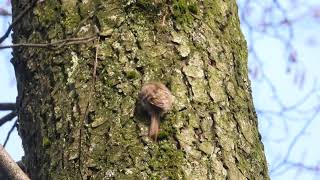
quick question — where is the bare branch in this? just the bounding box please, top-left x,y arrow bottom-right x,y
3,120 -> 17,147
0,103 -> 16,111
0,0 -> 37,44
0,35 -> 97,50
0,8 -> 11,16
0,144 -> 30,180
0,111 -> 17,126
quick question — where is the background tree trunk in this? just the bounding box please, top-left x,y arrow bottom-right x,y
11,0 -> 269,179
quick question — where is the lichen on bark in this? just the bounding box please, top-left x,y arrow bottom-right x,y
11,0 -> 269,179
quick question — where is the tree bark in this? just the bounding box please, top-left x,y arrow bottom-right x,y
12,0 -> 269,179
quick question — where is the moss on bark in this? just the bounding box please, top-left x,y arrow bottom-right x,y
12,0 -> 269,179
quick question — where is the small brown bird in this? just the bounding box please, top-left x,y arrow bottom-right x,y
138,82 -> 173,141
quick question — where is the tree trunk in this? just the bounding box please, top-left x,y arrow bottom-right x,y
11,0 -> 269,179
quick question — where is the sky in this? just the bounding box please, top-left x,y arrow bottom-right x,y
1,0 -> 320,179
0,1 -> 23,161
238,0 -> 320,179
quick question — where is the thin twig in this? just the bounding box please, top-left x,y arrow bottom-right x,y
3,120 -> 17,147
0,0 -> 38,44
0,111 -> 17,126
0,144 -> 30,180
0,103 -> 16,111
78,37 -> 99,179
0,35 -> 97,50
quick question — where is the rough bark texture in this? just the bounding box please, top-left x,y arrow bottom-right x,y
12,0 -> 269,179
